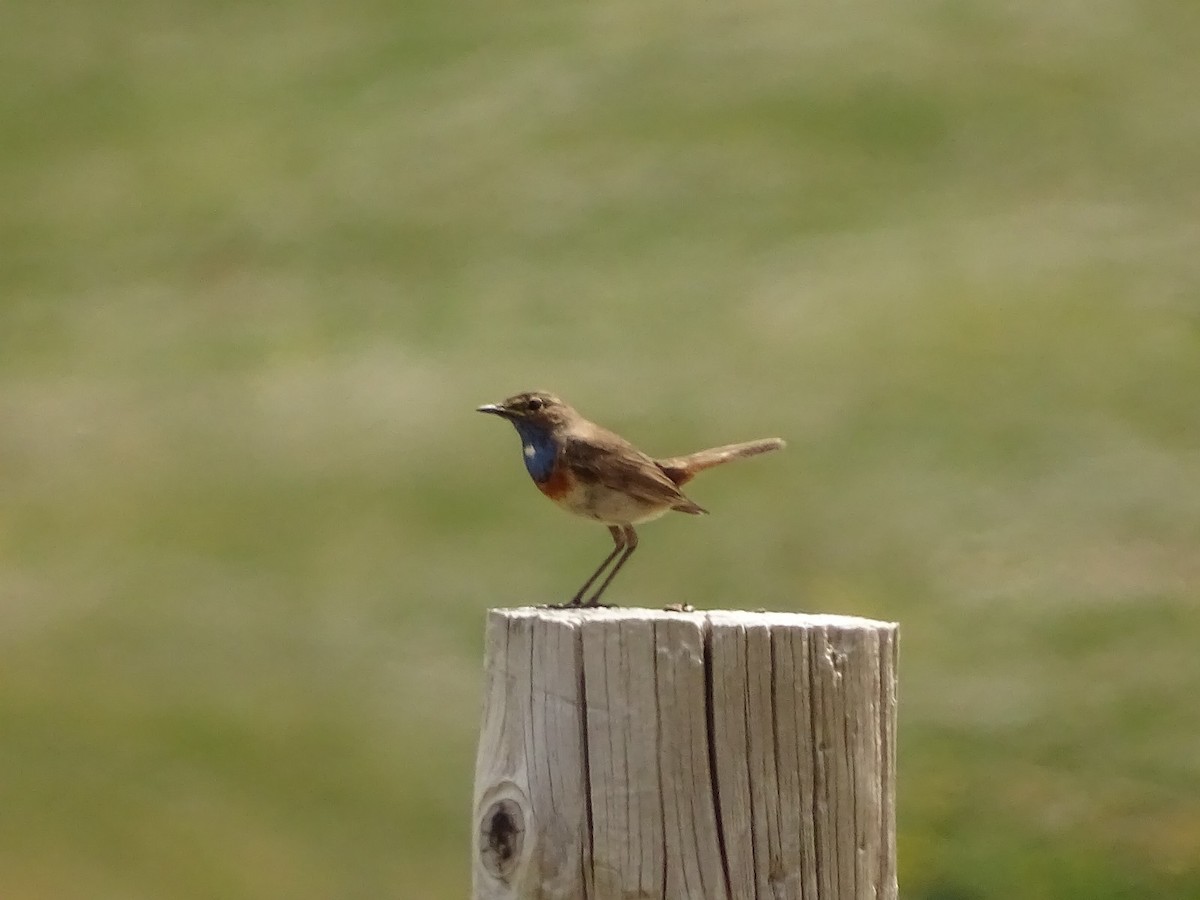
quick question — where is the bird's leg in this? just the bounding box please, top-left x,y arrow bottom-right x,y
560,525 -> 626,608
583,525 -> 638,608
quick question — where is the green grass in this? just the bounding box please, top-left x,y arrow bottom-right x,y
2,0 -> 1199,897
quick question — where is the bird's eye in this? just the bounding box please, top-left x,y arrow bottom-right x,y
527,397 -> 543,411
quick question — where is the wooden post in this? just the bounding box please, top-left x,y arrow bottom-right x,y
472,608 -> 898,900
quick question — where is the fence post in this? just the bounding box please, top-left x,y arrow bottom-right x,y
471,607 -> 898,900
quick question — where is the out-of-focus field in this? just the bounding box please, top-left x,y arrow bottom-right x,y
2,1 -> 1198,897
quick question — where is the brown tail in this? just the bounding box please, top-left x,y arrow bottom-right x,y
656,437 -> 785,486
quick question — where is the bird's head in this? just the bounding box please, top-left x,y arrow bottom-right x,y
476,391 -> 574,431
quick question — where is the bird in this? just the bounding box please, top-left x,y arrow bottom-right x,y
477,391 -> 785,608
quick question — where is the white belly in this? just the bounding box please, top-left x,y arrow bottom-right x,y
557,482 -> 672,526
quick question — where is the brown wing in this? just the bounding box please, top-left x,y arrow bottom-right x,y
562,430 -> 707,514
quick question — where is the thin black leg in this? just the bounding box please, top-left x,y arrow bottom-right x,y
563,525 -> 625,607
583,525 -> 638,607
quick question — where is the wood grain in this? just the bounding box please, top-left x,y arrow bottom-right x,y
472,608 -> 898,900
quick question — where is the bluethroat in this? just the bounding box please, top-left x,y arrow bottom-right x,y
477,391 -> 784,607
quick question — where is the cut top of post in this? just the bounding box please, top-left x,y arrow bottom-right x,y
497,604 -> 896,631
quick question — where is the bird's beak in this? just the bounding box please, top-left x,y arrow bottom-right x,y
476,403 -> 511,419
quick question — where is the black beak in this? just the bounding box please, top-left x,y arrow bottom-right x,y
476,403 -> 513,419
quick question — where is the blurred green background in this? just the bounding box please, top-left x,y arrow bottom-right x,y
3,0 -> 1199,897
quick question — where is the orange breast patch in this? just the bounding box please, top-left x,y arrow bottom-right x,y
535,465 -> 573,501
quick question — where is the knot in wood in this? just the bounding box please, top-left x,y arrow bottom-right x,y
479,798 -> 524,881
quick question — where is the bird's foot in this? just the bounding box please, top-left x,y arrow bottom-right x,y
537,595 -> 616,609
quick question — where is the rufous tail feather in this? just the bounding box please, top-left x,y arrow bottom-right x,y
656,437 -> 785,486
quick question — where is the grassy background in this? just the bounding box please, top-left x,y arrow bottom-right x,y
3,0 -> 1199,897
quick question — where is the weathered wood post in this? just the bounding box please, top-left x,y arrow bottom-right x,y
472,607 -> 898,900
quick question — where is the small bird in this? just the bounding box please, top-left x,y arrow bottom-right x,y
477,391 -> 785,607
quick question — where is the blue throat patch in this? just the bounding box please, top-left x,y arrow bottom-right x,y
511,420 -> 558,484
